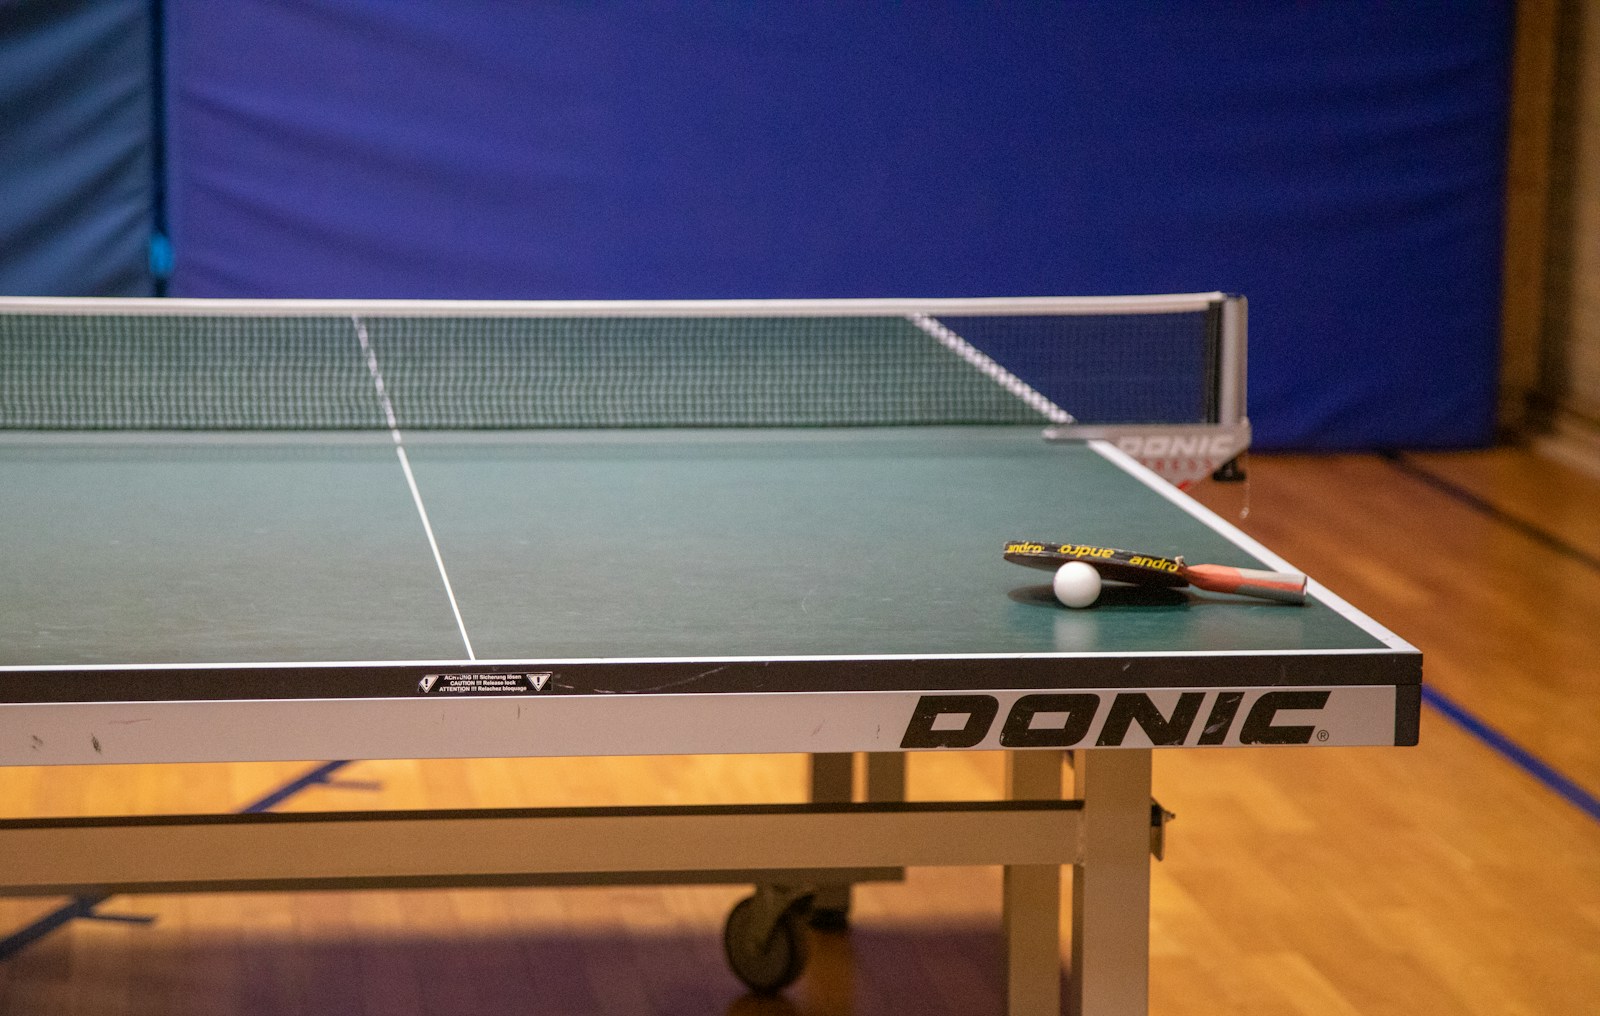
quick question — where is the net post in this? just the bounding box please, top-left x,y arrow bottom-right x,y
1217,296 -> 1247,428
1212,296 -> 1249,482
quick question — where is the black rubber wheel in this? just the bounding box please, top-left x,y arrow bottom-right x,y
722,895 -> 810,994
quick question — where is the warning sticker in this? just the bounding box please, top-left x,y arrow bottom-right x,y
417,672 -> 553,695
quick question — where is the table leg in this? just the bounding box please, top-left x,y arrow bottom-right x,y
864,751 -> 906,803
809,753 -> 856,919
1003,750 -> 1066,1015
1069,749 -> 1152,1016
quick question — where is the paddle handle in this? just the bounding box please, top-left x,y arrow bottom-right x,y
1182,563 -> 1308,604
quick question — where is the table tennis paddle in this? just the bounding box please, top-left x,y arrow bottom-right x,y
1004,540 -> 1308,604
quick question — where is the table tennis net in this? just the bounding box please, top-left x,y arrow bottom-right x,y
0,304 -> 1223,430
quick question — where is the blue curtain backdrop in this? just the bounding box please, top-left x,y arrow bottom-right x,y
0,0 -> 155,296
8,2 -> 1507,449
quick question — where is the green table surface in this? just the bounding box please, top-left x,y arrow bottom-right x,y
1,427 -> 1396,672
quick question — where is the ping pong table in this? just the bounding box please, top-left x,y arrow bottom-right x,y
0,295 -> 1420,1015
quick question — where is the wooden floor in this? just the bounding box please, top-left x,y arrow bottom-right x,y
1,445 -> 1598,1015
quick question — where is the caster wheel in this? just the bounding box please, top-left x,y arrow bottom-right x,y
723,894 -> 810,994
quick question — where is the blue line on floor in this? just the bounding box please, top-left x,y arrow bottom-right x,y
1423,684 -> 1600,824
1382,452 -> 1600,573
0,760 -> 354,961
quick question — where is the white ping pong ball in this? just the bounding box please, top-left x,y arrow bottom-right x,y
1052,561 -> 1102,609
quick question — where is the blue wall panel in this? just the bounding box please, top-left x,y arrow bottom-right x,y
164,3 -> 1513,448
0,0 -> 155,296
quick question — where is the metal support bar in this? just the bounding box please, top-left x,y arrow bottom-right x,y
0,800 -> 1081,897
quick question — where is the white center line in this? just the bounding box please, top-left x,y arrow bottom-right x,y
354,316 -> 477,660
